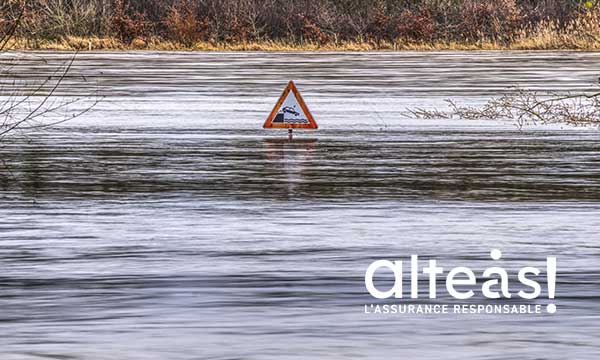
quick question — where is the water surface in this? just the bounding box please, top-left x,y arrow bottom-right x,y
0,51 -> 599,360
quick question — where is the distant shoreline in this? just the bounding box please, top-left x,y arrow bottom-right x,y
5,1 -> 600,53
8,36 -> 600,52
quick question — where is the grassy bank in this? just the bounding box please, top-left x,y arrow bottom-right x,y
8,35 -> 600,52
3,0 -> 600,52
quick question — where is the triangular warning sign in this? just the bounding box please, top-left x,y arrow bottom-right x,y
263,81 -> 318,129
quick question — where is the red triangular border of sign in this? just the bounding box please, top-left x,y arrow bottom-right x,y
263,81 -> 318,129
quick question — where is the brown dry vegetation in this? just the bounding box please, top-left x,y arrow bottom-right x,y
2,0 -> 600,50
409,89 -> 600,129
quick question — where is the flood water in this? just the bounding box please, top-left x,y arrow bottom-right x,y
1,51 -> 600,359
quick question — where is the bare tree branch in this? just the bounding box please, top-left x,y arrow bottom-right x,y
0,0 -> 102,184
408,87 -> 600,129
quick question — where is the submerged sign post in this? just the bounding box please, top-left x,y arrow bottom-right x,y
263,81 -> 318,137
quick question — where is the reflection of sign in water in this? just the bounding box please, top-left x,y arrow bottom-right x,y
263,81 -> 318,129
263,138 -> 318,195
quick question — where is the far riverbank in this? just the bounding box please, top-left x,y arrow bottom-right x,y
8,34 -> 600,52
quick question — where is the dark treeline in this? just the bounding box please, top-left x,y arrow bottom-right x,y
1,0 -> 597,46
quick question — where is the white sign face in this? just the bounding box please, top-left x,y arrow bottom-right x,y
263,81 -> 318,129
272,91 -> 310,125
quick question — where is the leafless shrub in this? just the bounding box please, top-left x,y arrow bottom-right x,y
408,88 -> 600,129
296,14 -> 330,44
0,0 -> 24,50
458,0 -> 523,43
163,0 -> 208,46
407,106 -> 451,120
110,0 -> 150,44
0,54 -> 100,143
396,8 -> 436,42
25,0 -> 103,38
0,2 -> 100,146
